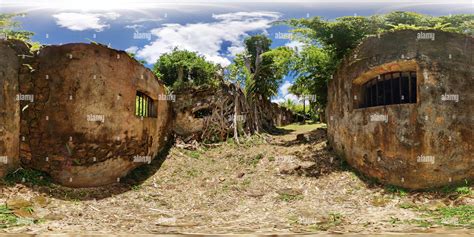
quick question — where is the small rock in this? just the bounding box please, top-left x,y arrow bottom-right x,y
236,172 -> 245,178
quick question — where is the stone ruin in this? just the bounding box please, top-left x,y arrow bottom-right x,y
0,39 -> 296,187
327,30 -> 473,189
172,83 -> 296,143
0,40 -> 172,187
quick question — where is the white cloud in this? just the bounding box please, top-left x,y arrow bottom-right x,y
53,12 -> 119,31
136,11 -> 280,67
280,81 -> 292,96
125,46 -> 139,54
131,17 -> 163,23
227,45 -> 245,56
272,81 -> 300,104
125,24 -> 144,32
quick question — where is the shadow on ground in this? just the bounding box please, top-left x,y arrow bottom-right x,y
1,137 -> 175,201
265,126 -> 295,136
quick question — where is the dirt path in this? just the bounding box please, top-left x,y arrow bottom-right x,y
0,124 -> 472,235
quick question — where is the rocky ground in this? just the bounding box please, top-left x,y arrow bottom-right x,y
0,123 -> 472,235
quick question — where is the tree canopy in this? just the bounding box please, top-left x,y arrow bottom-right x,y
286,11 -> 474,111
226,35 -> 293,99
153,48 -> 220,91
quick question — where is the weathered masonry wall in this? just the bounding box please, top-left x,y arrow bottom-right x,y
173,84 -> 296,142
0,41 -> 173,187
327,30 -> 473,189
0,40 -> 30,177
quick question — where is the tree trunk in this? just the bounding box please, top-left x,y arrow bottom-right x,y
233,90 -> 240,143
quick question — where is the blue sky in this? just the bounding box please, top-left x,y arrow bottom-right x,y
1,0 -> 472,102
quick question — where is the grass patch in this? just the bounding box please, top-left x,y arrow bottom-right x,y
0,205 -> 19,228
432,205 -> 473,226
278,193 -> 303,202
404,205 -> 473,228
239,153 -> 264,167
187,151 -> 201,159
0,205 -> 39,228
438,182 -> 472,196
4,168 -> 52,186
385,185 -> 408,197
279,123 -> 326,132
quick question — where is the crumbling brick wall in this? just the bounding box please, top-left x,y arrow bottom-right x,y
0,40 -> 30,177
5,42 -> 173,187
327,30 -> 473,189
173,83 -> 296,142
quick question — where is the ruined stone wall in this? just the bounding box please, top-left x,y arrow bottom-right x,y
173,83 -> 296,141
173,83 -> 245,141
327,30 -> 473,189
0,40 -> 30,177
16,43 -> 172,187
259,97 -> 295,128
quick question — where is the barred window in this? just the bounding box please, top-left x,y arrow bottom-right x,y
135,91 -> 157,118
359,71 -> 416,108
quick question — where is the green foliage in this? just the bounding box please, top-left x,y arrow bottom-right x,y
405,205 -> 474,227
226,35 -> 294,99
153,48 -> 220,90
244,34 -> 272,70
4,168 -> 52,186
432,205 -> 473,226
385,185 -> 408,197
1,14 -> 41,55
0,13 -> 34,41
0,205 -> 19,228
286,11 -> 474,110
279,98 -> 309,114
290,45 -> 333,111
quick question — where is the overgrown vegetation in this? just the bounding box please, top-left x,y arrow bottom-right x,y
0,205 -> 20,228
227,35 -> 293,99
401,205 -> 474,228
153,48 -> 221,91
285,11 -> 474,119
0,13 -> 33,41
4,168 -> 52,186
0,13 -> 41,53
